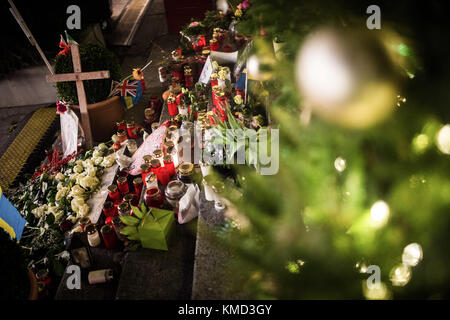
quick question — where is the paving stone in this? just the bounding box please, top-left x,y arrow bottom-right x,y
115,220 -> 197,300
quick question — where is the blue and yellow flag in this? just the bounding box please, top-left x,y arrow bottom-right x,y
0,186 -> 26,241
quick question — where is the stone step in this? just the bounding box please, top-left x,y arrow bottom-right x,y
110,0 -> 153,47
191,191 -> 249,300
115,221 -> 197,300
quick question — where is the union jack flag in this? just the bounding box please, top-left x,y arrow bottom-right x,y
111,79 -> 146,109
111,80 -> 138,97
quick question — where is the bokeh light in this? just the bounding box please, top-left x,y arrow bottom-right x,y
370,200 -> 390,227
334,157 -> 347,172
363,281 -> 391,300
436,124 -> 450,154
390,264 -> 412,287
402,243 -> 423,267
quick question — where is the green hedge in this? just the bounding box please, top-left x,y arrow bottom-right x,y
54,44 -> 121,104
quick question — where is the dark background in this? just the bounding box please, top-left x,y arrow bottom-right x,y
0,0 -> 111,77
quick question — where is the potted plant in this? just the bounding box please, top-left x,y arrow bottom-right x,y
54,44 -> 123,141
0,229 -> 38,300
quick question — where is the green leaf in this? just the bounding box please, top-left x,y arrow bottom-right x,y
119,215 -> 140,226
139,202 -> 148,214
120,225 -> 138,236
127,233 -> 141,241
131,205 -> 144,219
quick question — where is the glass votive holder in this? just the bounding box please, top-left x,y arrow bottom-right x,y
108,184 -> 121,203
144,187 -> 164,208
127,139 -> 137,155
86,224 -> 101,247
153,149 -> 164,165
117,176 -> 129,195
151,122 -> 160,133
103,201 -> 117,218
133,177 -> 143,197
101,225 -> 117,249
145,172 -> 158,189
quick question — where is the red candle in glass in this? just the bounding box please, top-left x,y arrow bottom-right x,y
158,166 -> 170,185
198,35 -> 206,48
127,121 -> 139,139
164,155 -> 176,177
105,216 -> 115,226
108,184 -> 121,202
150,159 -> 161,177
209,39 -> 220,51
141,163 -> 151,183
133,177 -> 143,197
101,225 -> 117,249
144,187 -> 164,208
103,201 -> 117,218
116,120 -> 126,132
117,176 -> 129,195
167,97 -> 178,116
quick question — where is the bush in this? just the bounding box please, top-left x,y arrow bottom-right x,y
54,44 -> 121,104
0,229 -> 30,299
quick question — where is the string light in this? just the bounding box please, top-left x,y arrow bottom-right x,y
436,124 -> 450,154
397,95 -> 407,107
334,157 -> 347,172
402,243 -> 423,267
370,200 -> 390,227
390,264 -> 412,287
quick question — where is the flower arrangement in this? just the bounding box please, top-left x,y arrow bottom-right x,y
181,20 -> 206,39
6,143 -> 116,276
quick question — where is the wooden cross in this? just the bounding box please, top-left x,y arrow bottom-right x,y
46,43 -> 110,149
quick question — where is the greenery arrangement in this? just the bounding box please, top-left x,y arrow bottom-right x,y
207,0 -> 450,299
54,44 -> 121,105
181,20 -> 206,39
0,229 -> 30,299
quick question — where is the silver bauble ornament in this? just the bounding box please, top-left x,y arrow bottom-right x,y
296,27 -> 400,129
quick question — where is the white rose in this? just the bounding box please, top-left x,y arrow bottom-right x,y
69,172 -> 79,182
111,134 -> 119,143
75,159 -> 83,166
76,173 -> 86,186
31,205 -> 48,218
55,187 -> 69,201
101,154 -> 115,168
98,143 -> 107,150
93,157 -> 103,166
83,159 -> 94,168
93,149 -> 103,158
57,182 -> 65,190
47,205 -> 59,215
234,95 -> 243,105
74,165 -> 84,173
80,176 -> 99,190
69,185 -> 85,198
55,172 -> 66,181
71,196 -> 85,212
77,204 -> 90,217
